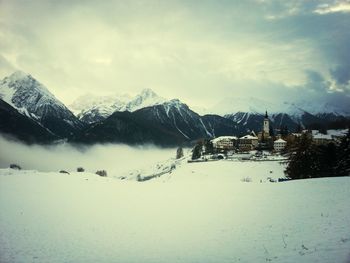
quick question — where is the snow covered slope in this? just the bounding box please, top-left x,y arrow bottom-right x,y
126,88 -> 166,112
0,99 -> 58,143
1,161 -> 349,263
70,88 -> 166,123
0,71 -> 83,137
70,94 -> 131,124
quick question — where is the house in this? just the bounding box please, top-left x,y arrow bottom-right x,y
312,133 -> 333,145
274,138 -> 287,152
211,136 -> 238,151
238,134 -> 258,152
327,129 -> 348,142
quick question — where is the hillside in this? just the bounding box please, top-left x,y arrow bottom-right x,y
1,160 -> 349,263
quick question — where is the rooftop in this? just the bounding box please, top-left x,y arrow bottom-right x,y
274,138 -> 286,143
240,135 -> 258,140
212,136 -> 238,143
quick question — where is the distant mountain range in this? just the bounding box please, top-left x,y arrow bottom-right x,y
211,96 -> 350,120
0,71 -> 349,145
73,100 -> 236,145
69,88 -> 166,124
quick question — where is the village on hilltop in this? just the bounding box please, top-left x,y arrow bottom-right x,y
190,111 -> 348,161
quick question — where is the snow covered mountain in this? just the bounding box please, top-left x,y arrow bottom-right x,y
212,96 -> 350,118
70,88 -> 166,124
0,98 -> 58,143
0,71 -> 83,138
73,99 -> 237,145
1,71 -> 348,145
69,94 -> 131,124
210,95 -> 350,132
72,87 -> 350,139
126,88 -> 166,112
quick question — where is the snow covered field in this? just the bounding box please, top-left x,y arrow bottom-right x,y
1,158 -> 349,263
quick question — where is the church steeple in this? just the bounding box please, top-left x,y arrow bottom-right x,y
263,110 -> 269,134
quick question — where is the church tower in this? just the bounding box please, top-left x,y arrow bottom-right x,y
263,110 -> 269,135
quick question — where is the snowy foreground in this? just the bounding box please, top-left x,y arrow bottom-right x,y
1,160 -> 350,263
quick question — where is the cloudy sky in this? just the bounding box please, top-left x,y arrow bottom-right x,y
0,0 -> 349,108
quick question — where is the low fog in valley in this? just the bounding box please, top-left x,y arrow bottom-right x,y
0,135 -> 176,176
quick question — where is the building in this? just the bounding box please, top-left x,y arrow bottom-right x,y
263,110 -> 269,135
257,111 -> 271,142
274,138 -> 287,151
311,129 -> 348,145
211,136 -> 238,151
327,129 -> 348,143
256,111 -> 274,150
312,133 -> 333,145
238,134 -> 259,152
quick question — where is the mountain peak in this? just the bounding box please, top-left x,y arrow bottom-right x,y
125,88 -> 166,112
168,98 -> 182,105
139,88 -> 158,98
8,70 -> 31,81
0,71 -> 82,138
1,71 -> 53,98
10,70 -> 30,79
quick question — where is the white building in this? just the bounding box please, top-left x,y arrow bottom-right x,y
238,135 -> 259,151
274,138 -> 287,151
312,133 -> 333,145
211,136 -> 238,150
312,129 -> 347,144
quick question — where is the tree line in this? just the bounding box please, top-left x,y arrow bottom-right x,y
285,130 -> 350,179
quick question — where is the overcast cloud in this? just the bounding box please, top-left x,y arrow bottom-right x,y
0,0 -> 349,108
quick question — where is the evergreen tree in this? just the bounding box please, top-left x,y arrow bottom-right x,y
192,142 -> 203,160
285,129 -> 350,180
335,129 -> 350,176
203,139 -> 214,154
192,145 -> 202,160
269,125 -> 275,137
280,125 -> 289,138
176,147 -> 184,159
313,142 -> 337,177
285,133 -> 316,179
295,124 -> 303,133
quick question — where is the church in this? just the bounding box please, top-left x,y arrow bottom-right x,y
257,111 -> 273,150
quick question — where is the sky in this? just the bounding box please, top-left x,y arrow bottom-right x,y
0,0 -> 350,108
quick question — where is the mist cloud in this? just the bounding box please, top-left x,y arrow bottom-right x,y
0,135 -> 176,177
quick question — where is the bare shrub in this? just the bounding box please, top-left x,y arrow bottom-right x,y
77,167 -> 85,172
241,177 -> 252,182
10,164 -> 21,170
96,170 -> 107,177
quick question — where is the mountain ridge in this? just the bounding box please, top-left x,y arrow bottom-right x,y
69,88 -> 166,124
0,71 -> 349,145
